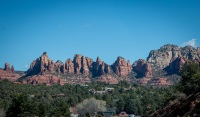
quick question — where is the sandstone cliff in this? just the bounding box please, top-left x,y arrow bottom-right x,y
133,59 -> 152,78
0,63 -> 20,81
112,56 -> 132,76
25,52 -> 135,85
147,44 -> 200,71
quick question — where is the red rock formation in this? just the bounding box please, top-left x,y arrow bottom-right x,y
168,56 -> 187,72
147,44 -> 200,70
48,60 -> 54,73
86,57 -> 93,69
4,62 -> 11,72
133,59 -> 152,78
150,78 -> 172,86
11,65 -> 14,73
65,59 -> 74,73
96,75 -> 119,84
82,56 -> 90,75
28,52 -> 51,74
105,64 -> 110,73
139,77 -> 151,86
93,56 -> 110,76
113,57 -> 132,76
73,54 -> 82,74
40,52 -> 49,72
72,55 -> 93,75
28,52 -> 66,75
26,74 -> 64,85
0,63 -> 20,81
55,60 -> 63,74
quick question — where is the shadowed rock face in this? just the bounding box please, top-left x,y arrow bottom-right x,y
65,59 -> 74,73
73,54 -> 82,74
133,59 -> 152,78
93,56 -> 110,77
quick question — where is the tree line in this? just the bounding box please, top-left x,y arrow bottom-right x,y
0,62 -> 199,116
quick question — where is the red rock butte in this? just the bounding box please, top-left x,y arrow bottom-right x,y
1,44 -> 200,86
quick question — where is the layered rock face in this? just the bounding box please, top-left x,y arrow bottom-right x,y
0,63 -> 20,81
133,59 -> 152,78
96,75 -> 119,84
28,52 -> 51,74
147,44 -> 200,70
146,44 -> 200,78
26,52 -> 64,85
73,54 -> 93,75
73,54 -> 83,74
65,59 -> 74,73
72,54 -> 93,75
168,56 -> 187,73
112,57 -> 132,76
26,74 -> 64,85
93,57 -> 110,76
25,52 -> 134,85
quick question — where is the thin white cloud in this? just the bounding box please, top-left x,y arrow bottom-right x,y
25,65 -> 29,68
181,39 -> 197,47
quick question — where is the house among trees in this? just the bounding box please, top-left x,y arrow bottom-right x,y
105,87 -> 115,92
119,111 -> 129,117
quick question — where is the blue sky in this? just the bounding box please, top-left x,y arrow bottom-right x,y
0,0 -> 200,71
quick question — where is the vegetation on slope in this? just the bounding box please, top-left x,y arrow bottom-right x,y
0,79 -> 173,116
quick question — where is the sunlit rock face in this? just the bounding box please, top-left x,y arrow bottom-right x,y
0,63 -> 20,81
147,44 -> 200,70
146,44 -> 200,76
112,56 -> 132,76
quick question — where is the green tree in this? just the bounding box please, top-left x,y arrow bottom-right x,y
51,101 -> 70,117
116,98 -> 125,113
178,62 -> 200,95
6,94 -> 35,117
125,99 -> 136,114
37,103 -> 47,117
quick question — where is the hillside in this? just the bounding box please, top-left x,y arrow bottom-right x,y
150,91 -> 200,117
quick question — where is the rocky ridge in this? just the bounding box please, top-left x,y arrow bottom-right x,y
1,44 -> 200,86
23,52 -> 133,85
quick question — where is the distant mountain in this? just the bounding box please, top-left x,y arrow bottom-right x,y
1,44 -> 200,86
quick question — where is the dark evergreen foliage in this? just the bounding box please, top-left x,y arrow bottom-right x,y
0,80 -> 174,116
